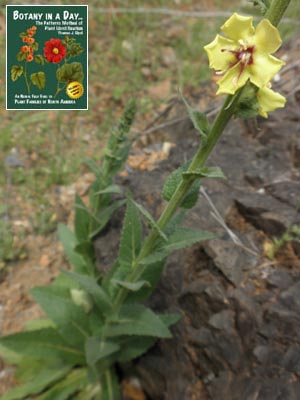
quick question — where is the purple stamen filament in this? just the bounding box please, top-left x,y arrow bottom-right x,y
220,45 -> 255,83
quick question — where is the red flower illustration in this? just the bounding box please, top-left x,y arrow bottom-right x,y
44,38 -> 66,64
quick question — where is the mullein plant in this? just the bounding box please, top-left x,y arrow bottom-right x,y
0,0 -> 291,399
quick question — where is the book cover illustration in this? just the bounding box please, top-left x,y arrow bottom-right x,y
6,5 -> 88,110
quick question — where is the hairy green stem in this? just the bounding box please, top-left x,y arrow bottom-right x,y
265,0 -> 291,26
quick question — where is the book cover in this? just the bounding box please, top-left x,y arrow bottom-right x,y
6,5 -> 88,110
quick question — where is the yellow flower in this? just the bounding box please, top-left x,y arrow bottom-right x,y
257,86 -> 286,118
204,13 -> 285,95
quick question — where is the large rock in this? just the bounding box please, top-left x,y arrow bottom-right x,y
94,90 -> 300,399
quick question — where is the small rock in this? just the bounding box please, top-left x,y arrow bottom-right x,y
265,269 -> 293,290
161,46 -> 176,66
282,346 -> 300,376
4,149 -> 23,168
39,254 -> 51,268
208,310 -> 235,334
280,281 -> 300,314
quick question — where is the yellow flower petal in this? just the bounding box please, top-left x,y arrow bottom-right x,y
216,65 -> 249,95
255,19 -> 282,53
221,13 -> 255,42
204,35 -> 236,71
257,86 -> 286,118
249,54 -> 285,88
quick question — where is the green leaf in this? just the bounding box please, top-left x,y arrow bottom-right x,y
17,52 -> 27,62
182,96 -> 209,141
34,54 -> 45,65
1,365 -> 71,400
162,162 -> 201,209
31,71 -> 46,90
11,65 -> 23,81
94,184 -> 123,195
74,194 -> 92,242
85,337 -> 120,366
68,42 -> 84,58
118,198 -> 142,267
84,158 -> 102,178
164,227 -> 216,252
63,270 -> 113,316
89,199 -> 126,239
30,285 -> 91,347
75,241 -> 94,260
0,328 -> 84,364
183,166 -> 226,179
116,313 -> 180,362
159,313 -> 181,327
56,62 -> 84,83
35,368 -> 87,400
131,199 -> 167,241
106,304 -> 171,338
141,228 -> 215,265
125,259 -> 166,303
100,368 -> 122,400
117,336 -> 157,363
112,279 -> 150,292
58,223 -> 92,275
31,42 -> 39,52
234,82 -> 260,118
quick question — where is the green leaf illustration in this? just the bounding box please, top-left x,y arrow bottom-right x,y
11,65 -> 23,81
31,72 -> 46,90
17,52 -> 27,62
56,62 -> 84,83
34,54 -> 45,65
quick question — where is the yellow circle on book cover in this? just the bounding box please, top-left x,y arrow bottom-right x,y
66,81 -> 84,99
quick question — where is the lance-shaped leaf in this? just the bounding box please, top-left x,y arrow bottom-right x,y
100,368 -> 122,400
182,96 -> 209,141
85,337 -> 120,366
183,166 -> 226,179
63,270 -> 113,316
11,65 -> 23,81
31,72 -> 46,90
58,223 -> 93,275
0,328 -> 84,364
0,364 -> 71,400
89,199 -> 126,239
117,313 -> 180,362
30,285 -> 91,348
105,304 -> 171,338
118,198 -> 142,267
74,194 -> 92,242
131,199 -> 167,241
33,368 -> 87,400
141,227 -> 216,265
112,279 -> 150,292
